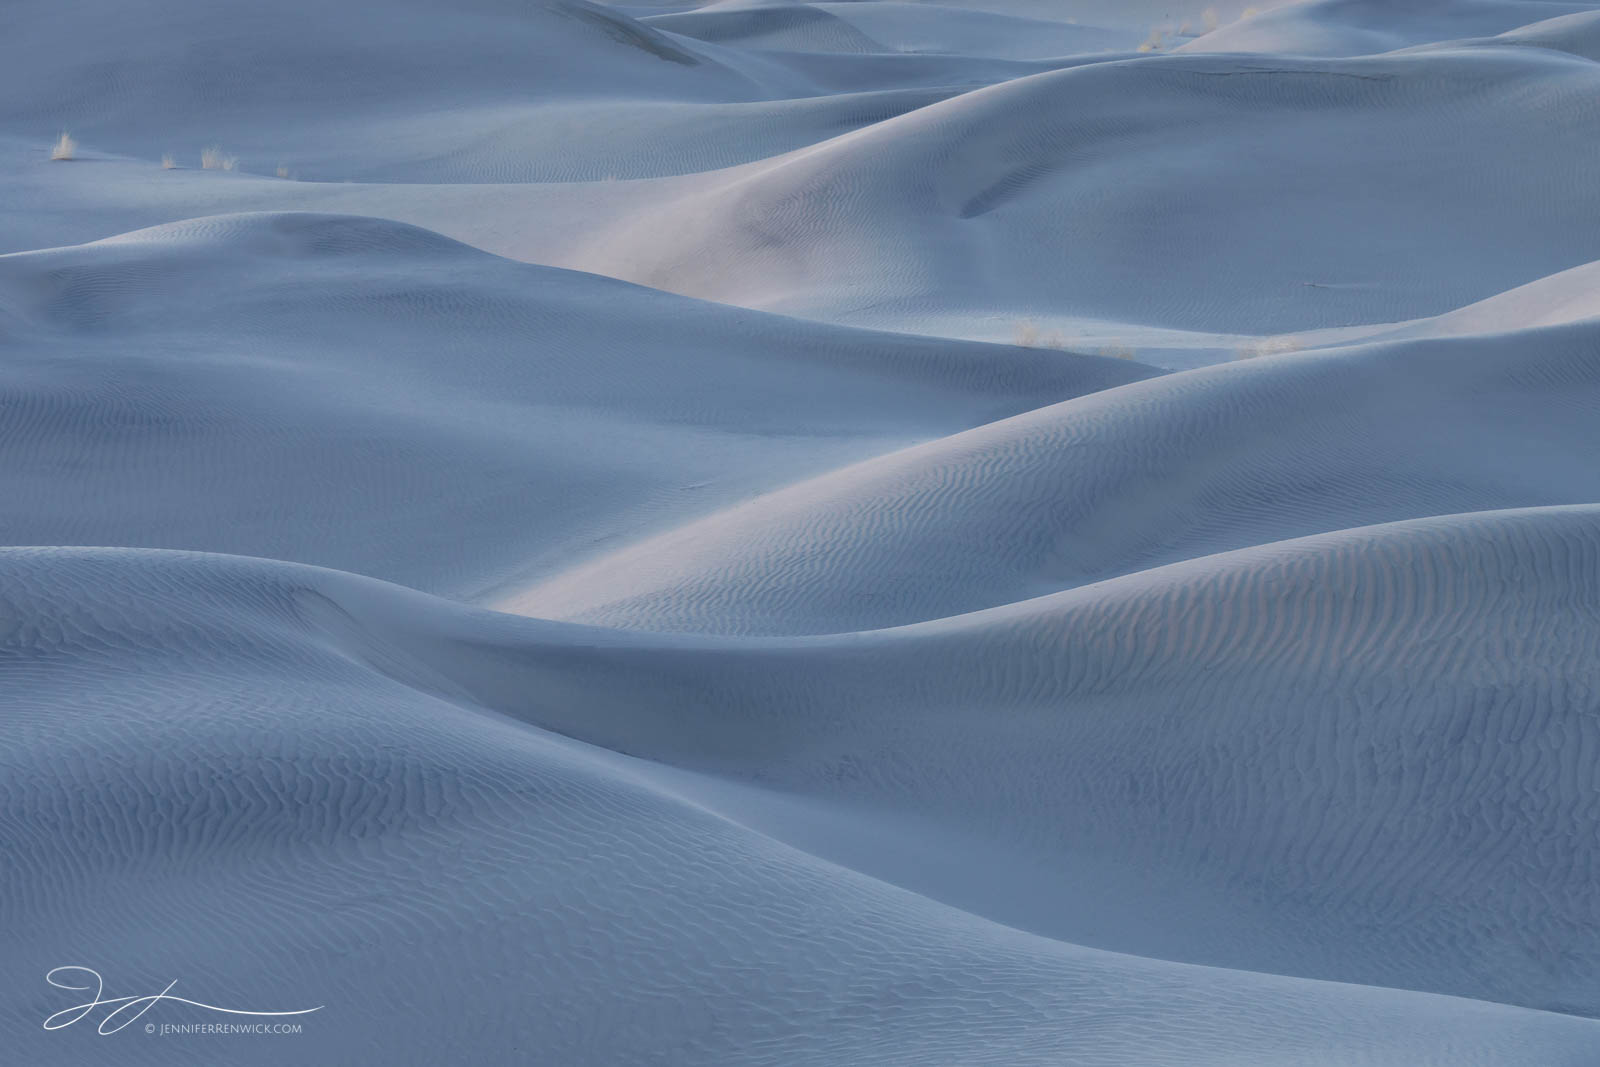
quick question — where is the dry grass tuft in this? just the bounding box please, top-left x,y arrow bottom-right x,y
50,132 -> 76,161
201,145 -> 238,171
1013,319 -> 1068,349
1235,334 -> 1303,360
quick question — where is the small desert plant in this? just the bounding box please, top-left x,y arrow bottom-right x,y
50,132 -> 76,161
1097,344 -> 1138,361
276,162 -> 291,179
1235,334 -> 1302,360
161,153 -> 177,170
201,145 -> 238,171
1013,319 -> 1070,349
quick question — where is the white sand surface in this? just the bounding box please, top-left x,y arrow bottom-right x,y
4,1 -> 1600,1063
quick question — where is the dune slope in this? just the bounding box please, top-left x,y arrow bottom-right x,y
511,320 -> 1600,633
0,212 -> 1150,597
4,545 -> 1600,1065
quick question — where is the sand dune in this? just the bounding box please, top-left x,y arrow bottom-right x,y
1185,0 -> 1597,56
1492,7 -> 1600,58
646,3 -> 896,53
555,45 -> 1600,336
0,0 -> 761,132
386,506 -> 1600,1013
0,212 -> 1147,597
5,0 -> 1599,1062
510,320 -> 1600,632
5,544 -> 1600,1066
25,40 -> 1600,346
649,2 -> 1131,58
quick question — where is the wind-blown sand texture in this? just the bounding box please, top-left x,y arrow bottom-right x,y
4,1 -> 1600,1064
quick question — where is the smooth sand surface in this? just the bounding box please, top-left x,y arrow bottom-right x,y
5,1 -> 1600,1063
